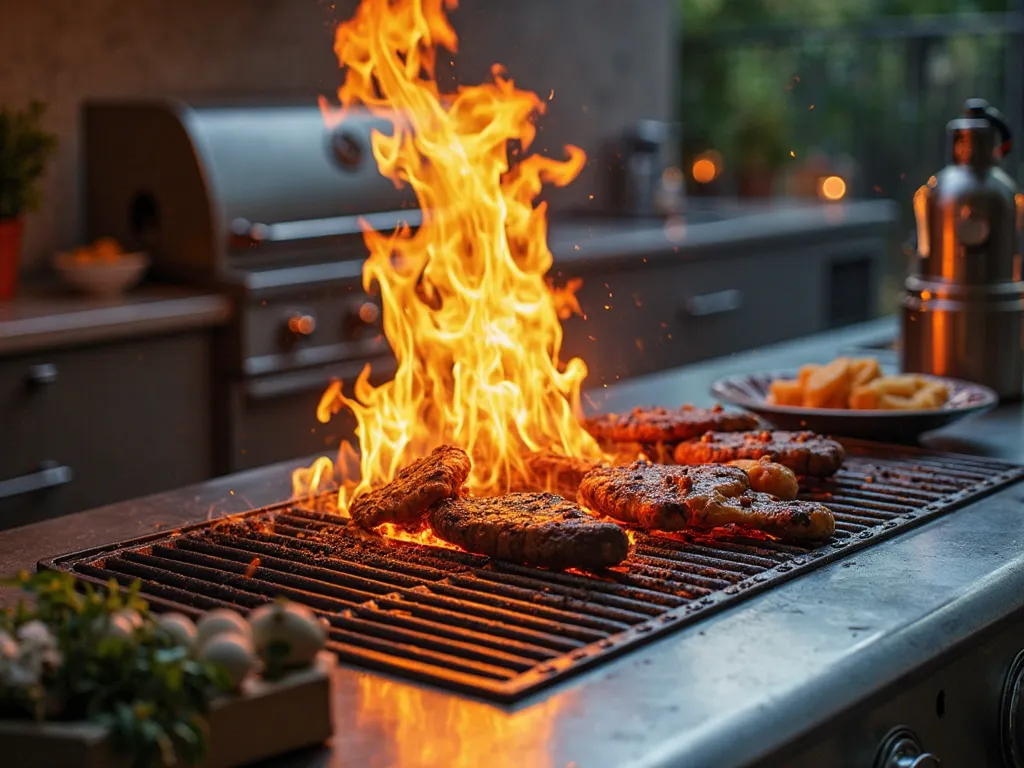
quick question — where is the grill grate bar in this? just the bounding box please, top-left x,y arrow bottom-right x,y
173,537 -> 650,631
44,442 -> 1023,704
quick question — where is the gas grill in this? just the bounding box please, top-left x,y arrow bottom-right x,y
41,440 -> 1024,703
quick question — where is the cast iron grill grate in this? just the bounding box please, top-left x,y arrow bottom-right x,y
41,440 -> 1024,702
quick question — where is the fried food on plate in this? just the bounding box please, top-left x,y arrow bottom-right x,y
767,357 -> 948,411
674,430 -> 845,477
583,405 -> 758,444
727,456 -> 799,501
428,492 -> 630,570
349,445 -> 471,530
577,462 -> 833,542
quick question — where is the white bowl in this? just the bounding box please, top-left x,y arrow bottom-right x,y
54,251 -> 149,297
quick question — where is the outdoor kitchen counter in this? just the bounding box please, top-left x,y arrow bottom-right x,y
0,316 -> 1021,767
0,283 -> 232,356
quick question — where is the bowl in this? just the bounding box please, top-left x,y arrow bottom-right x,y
54,251 -> 149,297
710,369 -> 999,442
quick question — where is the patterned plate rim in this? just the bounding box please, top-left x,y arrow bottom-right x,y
711,370 -> 999,419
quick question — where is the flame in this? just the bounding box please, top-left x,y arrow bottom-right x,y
377,523 -> 461,550
295,0 -> 605,511
352,675 -> 567,768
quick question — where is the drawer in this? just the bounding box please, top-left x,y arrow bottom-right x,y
223,355 -> 396,472
0,333 -> 215,530
239,283 -> 388,376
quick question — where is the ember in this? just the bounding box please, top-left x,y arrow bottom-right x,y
293,0 -> 604,511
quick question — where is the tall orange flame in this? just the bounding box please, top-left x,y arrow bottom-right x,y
294,0 -> 603,510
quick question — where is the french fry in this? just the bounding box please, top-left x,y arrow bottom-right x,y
804,358 -> 851,409
849,357 -> 882,386
768,378 -> 805,406
849,380 -> 883,410
876,375 -> 924,398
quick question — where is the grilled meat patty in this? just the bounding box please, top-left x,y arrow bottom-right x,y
578,462 -> 750,530
738,492 -> 835,541
349,445 -> 470,530
577,462 -> 834,542
674,430 -> 845,477
583,404 -> 759,444
519,451 -> 599,498
428,492 -> 630,570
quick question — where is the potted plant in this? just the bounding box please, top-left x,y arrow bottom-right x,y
0,101 -> 58,300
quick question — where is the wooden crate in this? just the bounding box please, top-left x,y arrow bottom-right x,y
0,653 -> 335,768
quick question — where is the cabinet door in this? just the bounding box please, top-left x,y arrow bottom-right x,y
0,333 -> 214,530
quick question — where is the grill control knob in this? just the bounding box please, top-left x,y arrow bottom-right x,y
874,728 -> 941,768
286,313 -> 317,338
345,301 -> 381,335
1001,650 -> 1024,767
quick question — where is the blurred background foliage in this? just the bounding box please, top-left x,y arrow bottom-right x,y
679,0 -> 1020,220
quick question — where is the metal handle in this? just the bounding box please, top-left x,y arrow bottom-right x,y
230,208 -> 423,246
682,289 -> 743,318
25,363 -> 58,388
0,461 -> 73,501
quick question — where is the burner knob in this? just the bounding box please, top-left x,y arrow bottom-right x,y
345,301 -> 381,335
286,313 -> 317,339
874,728 -> 941,768
1001,650 -> 1024,767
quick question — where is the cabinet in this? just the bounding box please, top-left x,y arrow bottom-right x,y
0,332 -> 215,530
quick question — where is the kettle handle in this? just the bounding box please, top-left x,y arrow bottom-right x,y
986,106 -> 1013,157
965,98 -> 1013,157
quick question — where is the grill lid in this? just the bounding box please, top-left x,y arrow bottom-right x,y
83,99 -> 418,271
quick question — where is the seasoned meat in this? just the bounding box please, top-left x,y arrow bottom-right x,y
737,491 -> 835,541
349,445 -> 470,530
674,430 -> 845,477
728,457 -> 800,501
428,492 -> 629,570
520,451 -> 599,498
577,462 -> 834,542
577,462 -> 750,531
583,405 -> 759,444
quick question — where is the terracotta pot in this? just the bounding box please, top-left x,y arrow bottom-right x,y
0,217 -> 25,300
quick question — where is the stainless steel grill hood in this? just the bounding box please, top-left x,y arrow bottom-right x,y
83,99 -> 418,276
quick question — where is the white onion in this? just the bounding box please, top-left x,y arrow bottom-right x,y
248,602 -> 327,670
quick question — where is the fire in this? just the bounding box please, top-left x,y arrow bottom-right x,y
294,0 -> 605,511
352,675 -> 567,768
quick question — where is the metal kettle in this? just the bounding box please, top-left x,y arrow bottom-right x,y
901,98 -> 1024,400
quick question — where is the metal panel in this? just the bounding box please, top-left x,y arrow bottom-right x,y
41,441 -> 1023,703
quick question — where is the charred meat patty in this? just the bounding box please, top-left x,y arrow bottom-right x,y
583,405 -> 759,444
578,462 -> 834,542
349,445 -> 470,530
674,430 -> 845,477
428,492 -> 630,570
578,462 -> 750,531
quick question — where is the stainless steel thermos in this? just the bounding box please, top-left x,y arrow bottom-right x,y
901,98 -> 1024,400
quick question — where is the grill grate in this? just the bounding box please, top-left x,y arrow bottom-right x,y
42,441 -> 1024,702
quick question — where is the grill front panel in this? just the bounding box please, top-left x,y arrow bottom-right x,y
43,441 -> 1024,702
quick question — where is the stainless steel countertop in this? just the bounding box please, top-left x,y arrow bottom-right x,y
0,283 -> 232,357
0,316 -> 1021,767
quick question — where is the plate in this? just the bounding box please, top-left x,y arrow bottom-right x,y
710,370 -> 999,442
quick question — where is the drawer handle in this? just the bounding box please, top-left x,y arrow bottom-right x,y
0,461 -> 73,501
683,289 -> 743,317
25,363 -> 59,388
